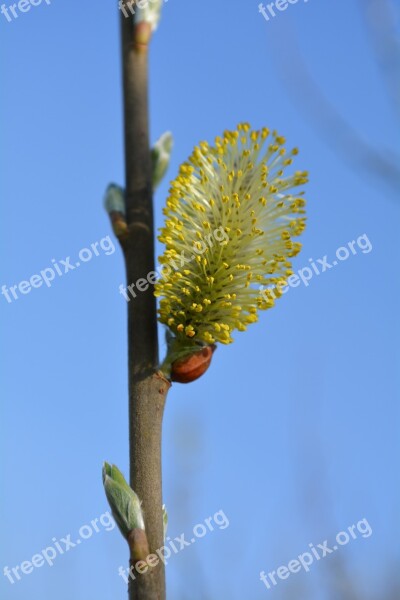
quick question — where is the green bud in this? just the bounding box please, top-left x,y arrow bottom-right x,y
102,462 -> 145,539
152,132 -> 173,189
104,184 -> 126,216
135,0 -> 163,32
162,504 -> 168,539
103,462 -> 131,490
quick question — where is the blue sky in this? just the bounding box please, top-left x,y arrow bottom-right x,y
1,0 -> 399,598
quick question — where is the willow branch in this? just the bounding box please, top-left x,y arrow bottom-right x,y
120,9 -> 169,600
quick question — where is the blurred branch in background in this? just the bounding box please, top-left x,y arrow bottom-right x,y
167,411 -> 400,600
360,0 -> 400,123
165,407 -> 400,599
265,3 -> 400,195
169,415 -> 211,600
290,390 -> 399,600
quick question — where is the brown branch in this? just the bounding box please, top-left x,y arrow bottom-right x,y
120,9 -> 170,600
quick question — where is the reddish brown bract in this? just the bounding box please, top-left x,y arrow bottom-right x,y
171,345 -> 216,384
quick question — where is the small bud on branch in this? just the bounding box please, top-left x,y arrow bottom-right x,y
152,132 -> 173,189
102,462 -> 145,539
104,184 -> 128,241
134,0 -> 163,51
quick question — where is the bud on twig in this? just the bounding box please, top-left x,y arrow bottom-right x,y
102,462 -> 145,539
135,0 -> 163,51
152,132 -> 173,189
104,184 -> 128,240
162,504 -> 168,539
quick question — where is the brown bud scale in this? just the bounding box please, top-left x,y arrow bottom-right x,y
171,345 -> 216,384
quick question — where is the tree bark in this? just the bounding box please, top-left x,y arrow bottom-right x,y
120,10 -> 169,600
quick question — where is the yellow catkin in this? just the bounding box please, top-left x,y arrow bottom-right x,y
155,124 -> 308,345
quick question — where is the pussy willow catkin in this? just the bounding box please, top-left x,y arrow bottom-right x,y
155,123 -> 308,347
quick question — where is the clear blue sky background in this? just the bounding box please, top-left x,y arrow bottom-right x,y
1,0 -> 399,598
